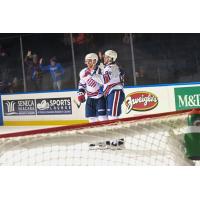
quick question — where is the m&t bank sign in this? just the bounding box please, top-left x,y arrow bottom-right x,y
174,86 -> 200,110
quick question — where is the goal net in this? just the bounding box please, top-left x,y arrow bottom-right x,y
0,110 -> 195,166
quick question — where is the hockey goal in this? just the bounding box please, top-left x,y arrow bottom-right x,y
0,110 -> 195,166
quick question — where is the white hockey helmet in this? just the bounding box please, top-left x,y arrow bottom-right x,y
104,50 -> 117,62
85,53 -> 98,64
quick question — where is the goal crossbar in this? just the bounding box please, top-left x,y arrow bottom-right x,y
0,109 -> 191,139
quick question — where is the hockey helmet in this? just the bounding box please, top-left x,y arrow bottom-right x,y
85,53 -> 98,64
104,50 -> 117,62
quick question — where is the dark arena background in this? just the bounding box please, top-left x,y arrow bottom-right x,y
0,33 -> 200,93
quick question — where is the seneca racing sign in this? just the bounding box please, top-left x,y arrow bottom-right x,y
124,91 -> 158,113
3,99 -> 36,116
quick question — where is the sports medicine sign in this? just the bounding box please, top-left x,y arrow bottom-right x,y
36,98 -> 72,115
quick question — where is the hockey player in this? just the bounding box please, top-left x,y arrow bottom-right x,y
77,53 -> 107,123
89,50 -> 125,150
92,50 -> 125,120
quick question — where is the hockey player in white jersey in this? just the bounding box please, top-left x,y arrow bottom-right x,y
92,50 -> 125,120
77,53 -> 107,122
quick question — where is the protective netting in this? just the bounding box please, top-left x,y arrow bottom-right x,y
0,112 -> 195,166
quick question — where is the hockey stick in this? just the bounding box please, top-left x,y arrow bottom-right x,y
73,99 -> 81,109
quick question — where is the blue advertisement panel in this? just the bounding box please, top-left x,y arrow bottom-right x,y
36,97 -> 72,115
3,99 -> 36,116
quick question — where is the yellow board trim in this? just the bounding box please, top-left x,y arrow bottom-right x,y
4,120 -> 89,126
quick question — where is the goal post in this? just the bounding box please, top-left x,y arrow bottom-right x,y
0,110 -> 196,166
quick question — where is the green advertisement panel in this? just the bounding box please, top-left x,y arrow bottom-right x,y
174,86 -> 200,110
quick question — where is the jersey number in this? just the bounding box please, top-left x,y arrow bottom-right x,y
103,71 -> 111,84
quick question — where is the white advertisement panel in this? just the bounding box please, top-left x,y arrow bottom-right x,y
1,91 -> 88,126
121,86 -> 173,118
1,82 -> 200,126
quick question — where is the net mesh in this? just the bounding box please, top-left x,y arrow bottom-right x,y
0,111 -> 195,166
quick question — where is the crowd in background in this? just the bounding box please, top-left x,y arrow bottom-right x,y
0,33 -> 200,94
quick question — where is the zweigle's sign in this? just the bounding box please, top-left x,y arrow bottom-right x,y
174,86 -> 200,111
124,91 -> 158,113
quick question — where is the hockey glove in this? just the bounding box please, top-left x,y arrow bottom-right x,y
78,91 -> 86,103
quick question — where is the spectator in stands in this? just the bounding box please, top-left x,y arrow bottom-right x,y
72,33 -> 88,56
63,33 -> 71,48
122,33 -> 130,45
24,50 -> 42,91
73,33 -> 95,53
0,75 -> 19,94
73,33 -> 87,45
136,67 -> 145,78
39,56 -> 65,90
0,80 -> 12,93
11,77 -> 19,93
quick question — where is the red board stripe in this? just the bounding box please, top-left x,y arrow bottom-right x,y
0,109 -> 191,139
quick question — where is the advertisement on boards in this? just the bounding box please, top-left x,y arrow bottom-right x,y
174,86 -> 200,111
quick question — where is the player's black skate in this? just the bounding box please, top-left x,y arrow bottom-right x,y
110,138 -> 125,150
89,139 -> 125,150
89,141 -> 108,150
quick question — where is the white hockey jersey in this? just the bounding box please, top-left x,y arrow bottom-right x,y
92,64 -> 124,96
78,67 -> 103,99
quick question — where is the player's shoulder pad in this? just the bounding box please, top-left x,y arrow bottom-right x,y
106,64 -> 119,72
79,68 -> 87,78
104,64 -> 111,70
110,63 -> 119,68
